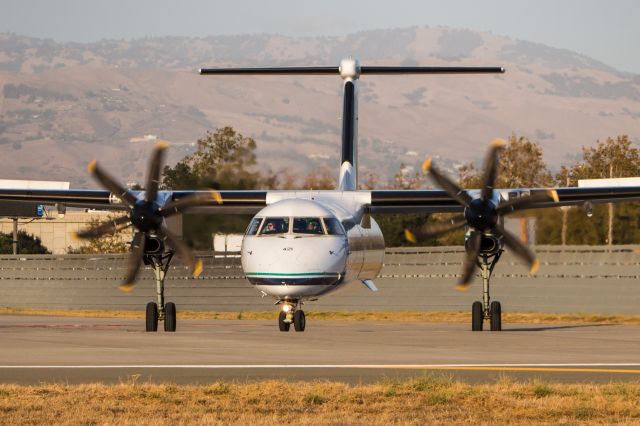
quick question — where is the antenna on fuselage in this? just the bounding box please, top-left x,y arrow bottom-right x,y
199,60 -> 505,191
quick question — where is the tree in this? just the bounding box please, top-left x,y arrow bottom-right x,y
162,127 -> 267,190
68,214 -> 130,254
550,135 -> 640,245
459,134 -> 552,188
0,231 -> 49,254
162,127 -> 276,249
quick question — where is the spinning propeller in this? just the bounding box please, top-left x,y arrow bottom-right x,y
76,142 -> 222,292
406,139 -> 559,291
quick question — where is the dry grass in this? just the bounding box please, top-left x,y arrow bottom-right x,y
2,307 -> 640,325
0,376 -> 639,425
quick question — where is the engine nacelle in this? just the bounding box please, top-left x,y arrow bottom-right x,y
465,233 -> 502,254
143,235 -> 164,254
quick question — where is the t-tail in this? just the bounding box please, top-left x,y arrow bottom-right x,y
199,59 -> 505,191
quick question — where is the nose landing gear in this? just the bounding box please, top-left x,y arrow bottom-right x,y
470,251 -> 503,331
278,301 -> 306,332
144,251 -> 178,332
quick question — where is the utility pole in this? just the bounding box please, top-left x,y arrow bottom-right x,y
12,218 -> 18,255
561,174 -> 570,246
608,163 -> 614,246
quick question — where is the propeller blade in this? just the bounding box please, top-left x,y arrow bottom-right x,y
88,160 -> 138,207
496,190 -> 559,215
159,190 -> 223,217
75,215 -> 131,239
404,229 -> 417,243
158,226 -> 203,278
422,157 -> 472,207
456,231 -> 482,291
145,141 -> 169,203
411,215 -> 467,239
480,138 -> 506,201
119,232 -> 146,292
495,225 -> 539,274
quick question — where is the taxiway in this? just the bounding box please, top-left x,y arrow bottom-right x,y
1,315 -> 638,384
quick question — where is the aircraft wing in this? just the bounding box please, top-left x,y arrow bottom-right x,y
3,186 -> 640,216
368,186 -> 640,214
0,189 -> 268,214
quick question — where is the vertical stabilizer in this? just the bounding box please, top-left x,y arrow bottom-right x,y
199,61 -> 504,192
338,59 -> 360,191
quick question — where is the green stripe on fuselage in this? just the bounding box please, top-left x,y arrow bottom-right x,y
245,272 -> 339,277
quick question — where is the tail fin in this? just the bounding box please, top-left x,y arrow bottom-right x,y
338,73 -> 358,190
199,60 -> 505,192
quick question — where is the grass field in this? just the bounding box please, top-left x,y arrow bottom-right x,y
1,376 -> 639,425
2,306 -> 640,325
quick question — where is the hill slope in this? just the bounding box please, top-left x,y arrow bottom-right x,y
0,27 -> 639,186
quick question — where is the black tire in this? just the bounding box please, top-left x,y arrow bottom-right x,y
472,301 -> 483,331
490,301 -> 502,331
278,311 -> 290,332
293,310 -> 306,332
145,302 -> 158,332
164,302 -> 177,332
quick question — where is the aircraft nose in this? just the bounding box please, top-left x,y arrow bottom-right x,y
242,235 -> 347,286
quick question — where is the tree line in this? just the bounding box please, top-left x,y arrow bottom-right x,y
159,127 -> 640,248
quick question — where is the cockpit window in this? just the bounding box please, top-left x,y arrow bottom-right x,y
323,217 -> 345,235
245,218 -> 263,236
259,217 -> 290,235
292,217 -> 324,235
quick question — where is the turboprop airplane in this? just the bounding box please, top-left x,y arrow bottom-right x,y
2,58 -> 640,333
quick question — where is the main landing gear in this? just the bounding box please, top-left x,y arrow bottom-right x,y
471,251 -> 503,331
144,252 -> 177,332
278,301 -> 306,332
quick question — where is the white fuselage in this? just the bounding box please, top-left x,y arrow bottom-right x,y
241,195 -> 385,302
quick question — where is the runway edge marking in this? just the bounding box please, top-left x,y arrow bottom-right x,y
2,364 -> 640,374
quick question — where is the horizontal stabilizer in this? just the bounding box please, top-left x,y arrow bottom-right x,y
200,66 -> 505,75
200,67 -> 339,75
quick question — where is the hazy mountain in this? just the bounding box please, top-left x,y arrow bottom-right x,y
1,27 -> 639,187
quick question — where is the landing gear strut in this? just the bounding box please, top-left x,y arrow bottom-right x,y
471,250 -> 503,331
144,251 -> 177,332
278,301 -> 305,332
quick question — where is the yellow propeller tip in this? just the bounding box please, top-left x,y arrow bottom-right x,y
193,259 -> 203,278
211,191 -> 223,205
491,138 -> 507,148
404,229 -> 417,244
530,259 -> 540,275
455,283 -> 471,292
156,140 -> 170,149
549,190 -> 560,203
118,283 -> 135,293
87,160 -> 97,173
421,157 -> 432,173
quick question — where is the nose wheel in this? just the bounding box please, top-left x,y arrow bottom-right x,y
471,251 -> 503,331
278,302 -> 306,332
144,252 -> 178,332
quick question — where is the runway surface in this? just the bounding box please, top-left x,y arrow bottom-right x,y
1,315 -> 639,384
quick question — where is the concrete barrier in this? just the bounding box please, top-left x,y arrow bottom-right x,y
0,246 -> 639,314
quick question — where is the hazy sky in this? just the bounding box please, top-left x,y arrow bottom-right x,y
2,0 -> 640,73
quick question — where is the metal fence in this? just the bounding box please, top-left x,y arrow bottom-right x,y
1,246 -> 639,314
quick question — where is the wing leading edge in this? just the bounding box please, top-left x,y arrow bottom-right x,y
369,186 -> 640,214
0,189 -> 268,214
2,186 -> 640,216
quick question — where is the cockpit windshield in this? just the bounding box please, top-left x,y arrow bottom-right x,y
292,217 -> 324,235
323,217 -> 345,235
259,217 -> 290,235
245,217 -> 263,236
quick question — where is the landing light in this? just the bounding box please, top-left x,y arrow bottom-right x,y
282,304 -> 291,313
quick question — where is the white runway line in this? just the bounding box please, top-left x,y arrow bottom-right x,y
1,364 -> 640,369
